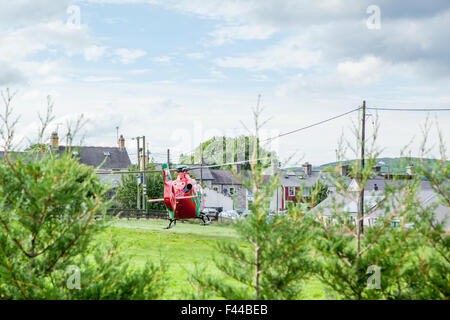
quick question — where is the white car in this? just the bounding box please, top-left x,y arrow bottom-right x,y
219,210 -> 239,221
202,208 -> 218,216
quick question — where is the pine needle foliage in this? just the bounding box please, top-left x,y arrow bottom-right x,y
0,150 -> 167,299
0,90 -> 167,299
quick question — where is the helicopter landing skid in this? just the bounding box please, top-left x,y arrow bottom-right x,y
165,219 -> 176,229
199,214 -> 211,226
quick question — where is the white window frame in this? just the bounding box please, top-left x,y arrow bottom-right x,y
288,187 -> 295,197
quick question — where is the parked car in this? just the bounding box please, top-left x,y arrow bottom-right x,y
218,210 -> 239,221
202,208 -> 218,216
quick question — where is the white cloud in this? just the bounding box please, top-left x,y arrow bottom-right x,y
275,73 -> 346,98
84,45 -> 108,62
0,19 -> 92,85
0,21 -> 91,62
215,37 -> 321,71
127,69 -> 150,75
151,56 -> 171,63
0,62 -> 27,85
82,76 -> 122,82
186,52 -> 206,59
114,48 -> 147,64
337,56 -> 385,85
210,68 -> 226,79
209,24 -> 278,45
17,60 -> 69,85
0,0 -> 73,28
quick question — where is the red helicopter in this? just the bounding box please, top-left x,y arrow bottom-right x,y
147,164 -> 209,229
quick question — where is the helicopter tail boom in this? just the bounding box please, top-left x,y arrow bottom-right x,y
147,195 -> 198,204
175,195 -> 198,200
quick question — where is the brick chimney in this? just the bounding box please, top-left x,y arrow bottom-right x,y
302,162 -> 312,176
50,132 -> 59,149
118,134 -> 125,150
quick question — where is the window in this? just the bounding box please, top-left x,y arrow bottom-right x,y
103,151 -> 111,156
230,187 -> 235,195
213,187 -> 218,192
288,187 -> 295,197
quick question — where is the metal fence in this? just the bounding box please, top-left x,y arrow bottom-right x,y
106,208 -> 168,219
105,208 -> 220,221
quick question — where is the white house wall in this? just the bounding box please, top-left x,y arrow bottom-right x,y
203,187 -> 234,211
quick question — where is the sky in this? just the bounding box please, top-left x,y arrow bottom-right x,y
1,0 -> 449,166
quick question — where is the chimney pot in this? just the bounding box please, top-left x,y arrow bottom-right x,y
118,134 -> 125,150
50,132 -> 59,149
302,162 -> 312,176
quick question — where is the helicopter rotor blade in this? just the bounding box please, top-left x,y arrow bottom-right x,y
95,156 -> 272,175
185,157 -> 272,171
96,169 -> 176,174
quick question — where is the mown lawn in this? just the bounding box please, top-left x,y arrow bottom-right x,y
100,218 -> 325,300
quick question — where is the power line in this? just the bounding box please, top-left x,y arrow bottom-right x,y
118,103 -> 450,172
262,107 -> 361,143
188,157 -> 272,171
95,157 -> 272,175
367,107 -> 450,111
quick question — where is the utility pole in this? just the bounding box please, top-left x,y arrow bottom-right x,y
276,162 -> 279,212
142,136 -> 146,212
200,144 -> 203,185
167,149 -> 170,168
359,100 -> 366,235
136,136 -> 141,210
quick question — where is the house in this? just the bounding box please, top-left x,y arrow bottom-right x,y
188,161 -> 325,212
276,161 -> 429,211
189,165 -> 247,211
311,179 -> 450,231
48,132 -> 132,188
1,132 -> 132,189
364,183 -> 449,230
276,162 -> 336,210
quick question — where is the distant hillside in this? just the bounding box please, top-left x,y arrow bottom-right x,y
314,157 -> 447,173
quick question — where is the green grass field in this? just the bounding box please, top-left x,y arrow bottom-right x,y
101,219 -> 325,300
